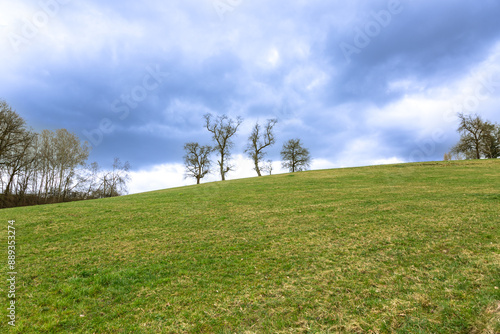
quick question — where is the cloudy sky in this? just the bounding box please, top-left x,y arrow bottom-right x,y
1,0 -> 500,194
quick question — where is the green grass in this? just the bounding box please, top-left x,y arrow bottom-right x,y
1,160 -> 499,333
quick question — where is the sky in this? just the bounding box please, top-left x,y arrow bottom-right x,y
1,0 -> 500,194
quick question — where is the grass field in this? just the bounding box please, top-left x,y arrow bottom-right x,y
1,160 -> 499,333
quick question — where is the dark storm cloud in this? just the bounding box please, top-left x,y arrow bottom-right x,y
1,0 -> 499,176
327,0 -> 500,105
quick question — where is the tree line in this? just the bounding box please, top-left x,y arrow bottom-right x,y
447,113 -> 500,160
183,114 -> 311,184
0,100 -> 130,208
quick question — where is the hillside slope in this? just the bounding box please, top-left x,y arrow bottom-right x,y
1,160 -> 499,333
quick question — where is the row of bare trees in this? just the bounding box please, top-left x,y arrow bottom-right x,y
183,114 -> 311,184
0,100 -> 130,208
448,113 -> 500,160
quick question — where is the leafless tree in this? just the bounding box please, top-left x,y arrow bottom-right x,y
245,119 -> 278,176
0,100 -> 131,207
204,113 -> 243,181
0,100 -> 31,169
183,142 -> 212,184
281,139 -> 311,173
2,131 -> 36,195
481,124 -> 500,159
451,113 -> 496,159
74,161 -> 101,199
0,101 -> 37,196
100,158 -> 131,197
261,160 -> 273,175
53,129 -> 91,200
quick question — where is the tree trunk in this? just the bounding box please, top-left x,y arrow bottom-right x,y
5,174 -> 15,195
5,166 -> 19,195
220,154 -> 226,181
474,133 -> 481,160
254,160 -> 262,177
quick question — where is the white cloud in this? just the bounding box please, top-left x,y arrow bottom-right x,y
367,43 -> 500,141
128,163 -> 187,194
266,48 -> 280,67
310,158 -> 336,170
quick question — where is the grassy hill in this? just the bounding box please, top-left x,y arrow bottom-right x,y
1,160 -> 499,333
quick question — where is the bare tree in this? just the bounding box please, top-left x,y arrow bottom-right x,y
183,142 -> 212,184
3,131 -> 36,195
0,100 -> 30,169
204,113 -> 243,181
261,160 -> 273,175
451,113 -> 495,160
281,139 -> 311,173
481,124 -> 500,159
99,158 -> 130,197
0,99 -> 132,207
53,129 -> 91,200
67,159 -> 130,199
15,136 -> 39,198
0,101 -> 38,197
1,125 -> 98,203
245,119 -> 278,176
75,161 -> 102,199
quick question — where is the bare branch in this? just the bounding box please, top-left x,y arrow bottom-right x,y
183,142 -> 213,184
204,113 -> 243,181
280,138 -> 311,173
245,119 -> 278,176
